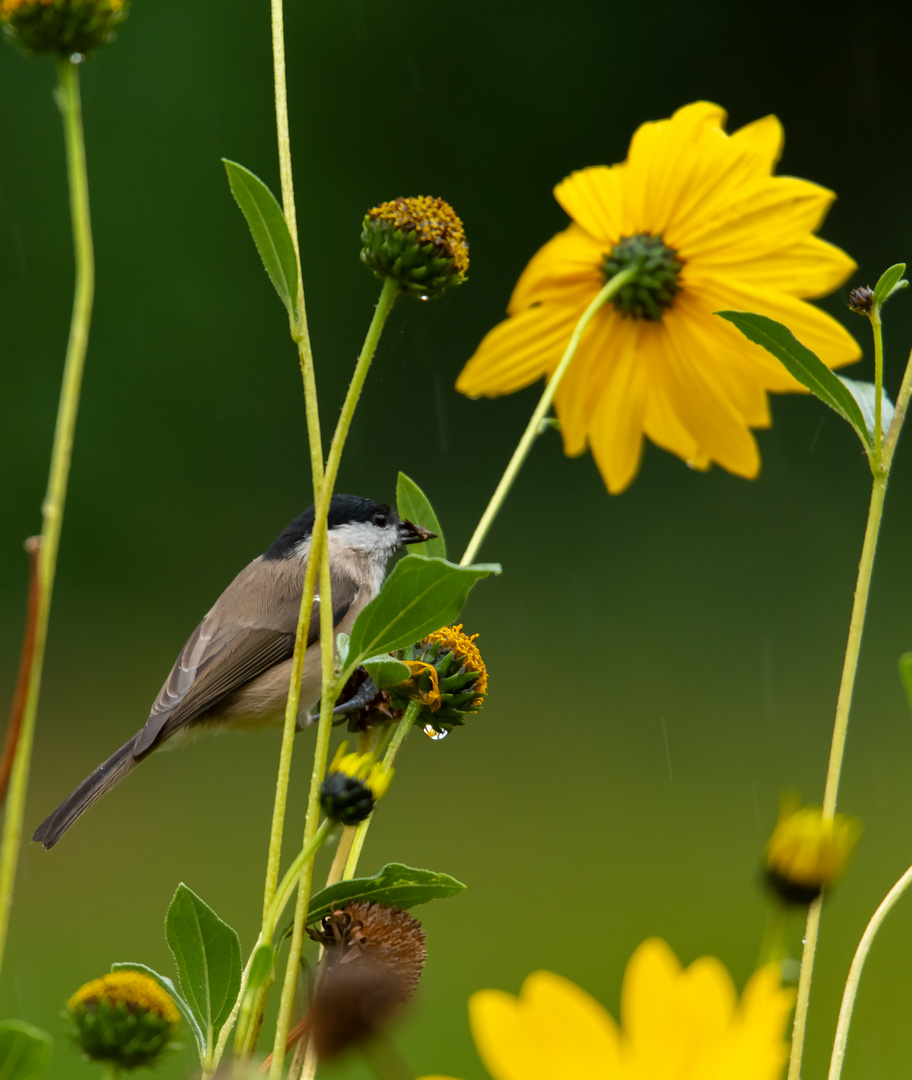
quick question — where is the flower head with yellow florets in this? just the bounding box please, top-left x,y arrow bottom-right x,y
457,102 -> 860,493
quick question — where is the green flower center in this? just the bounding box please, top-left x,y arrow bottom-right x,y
602,233 -> 683,321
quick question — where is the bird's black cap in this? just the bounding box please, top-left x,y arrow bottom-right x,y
264,496 -> 396,560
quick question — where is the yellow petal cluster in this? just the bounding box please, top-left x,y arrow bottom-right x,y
68,971 -> 179,1025
420,938 -> 794,1080
766,797 -> 861,902
457,102 -> 860,493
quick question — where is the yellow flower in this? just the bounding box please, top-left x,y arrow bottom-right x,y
420,938 -> 794,1080
457,102 -> 860,493
765,795 -> 861,905
320,743 -> 393,824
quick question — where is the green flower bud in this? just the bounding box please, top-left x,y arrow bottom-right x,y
67,971 -> 178,1071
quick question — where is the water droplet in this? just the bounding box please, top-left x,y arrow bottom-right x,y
417,294 -> 430,302
423,724 -> 447,740
70,52 -> 86,64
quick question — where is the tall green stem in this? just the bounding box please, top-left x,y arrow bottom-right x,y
260,0 -> 327,927
787,344 -> 912,1080
266,276 -> 400,1076
460,268 -> 635,565
0,57 -> 94,975
872,307 -> 884,462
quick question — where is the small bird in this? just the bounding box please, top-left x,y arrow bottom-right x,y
33,495 -> 434,849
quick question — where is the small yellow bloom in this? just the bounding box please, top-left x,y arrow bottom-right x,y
320,743 -> 393,825
765,796 -> 861,905
67,971 -> 179,1071
458,102 -> 860,493
420,938 -> 793,1080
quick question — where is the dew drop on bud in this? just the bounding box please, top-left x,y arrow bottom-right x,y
423,724 -> 448,741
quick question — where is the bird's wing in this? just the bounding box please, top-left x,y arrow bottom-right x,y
132,558 -> 355,756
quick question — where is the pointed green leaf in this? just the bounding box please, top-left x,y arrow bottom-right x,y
717,310 -> 871,449
0,1021 -> 51,1080
307,863 -> 466,926
222,159 -> 299,322
899,653 -> 912,713
344,556 -> 499,677
112,962 -> 204,1061
837,377 -> 895,440
362,654 -> 411,688
873,263 -> 907,307
165,884 -> 242,1051
397,473 -> 446,559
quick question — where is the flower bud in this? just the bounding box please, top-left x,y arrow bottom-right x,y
1,0 -> 128,56
765,795 -> 861,905
848,285 -> 874,315
320,743 -> 392,825
66,971 -> 178,1071
360,196 -> 468,299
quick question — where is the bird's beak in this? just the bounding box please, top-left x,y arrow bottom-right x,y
398,519 -> 437,545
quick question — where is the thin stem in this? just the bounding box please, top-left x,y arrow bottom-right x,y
0,57 -> 94,975
828,862 -> 912,1080
260,0 -> 326,928
872,306 -> 884,464
459,268 -> 635,565
270,552 -> 336,1078
264,819 -> 337,943
788,898 -> 822,1080
343,704 -> 419,880
787,340 -> 912,1080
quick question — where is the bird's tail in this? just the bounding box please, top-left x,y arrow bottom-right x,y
32,735 -> 139,850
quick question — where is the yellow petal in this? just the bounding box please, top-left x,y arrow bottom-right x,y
508,224 -> 604,314
621,939 -> 685,1077
554,164 -> 630,244
691,234 -> 856,299
622,102 -> 730,236
584,321 -> 650,493
520,971 -> 622,1079
698,279 -> 862,379
552,307 -> 633,456
470,989 -> 554,1080
658,309 -> 761,477
728,113 -> 784,172
457,300 -> 588,398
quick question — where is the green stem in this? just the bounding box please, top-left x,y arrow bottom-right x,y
787,341 -> 912,1080
260,0 -> 326,929
343,704 -> 419,880
264,819 -> 336,943
871,306 -> 884,464
0,56 -> 94,975
270,551 -> 337,1078
459,268 -> 635,565
828,862 -> 912,1080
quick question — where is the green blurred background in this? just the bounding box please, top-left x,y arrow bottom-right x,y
3,1 -> 912,1076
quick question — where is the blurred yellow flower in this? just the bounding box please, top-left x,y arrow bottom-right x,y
420,938 -> 794,1080
457,102 -> 860,492
765,795 -> 861,905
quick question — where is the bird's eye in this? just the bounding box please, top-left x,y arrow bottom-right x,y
372,511 -> 388,527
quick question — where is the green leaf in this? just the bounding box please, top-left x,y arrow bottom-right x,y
717,311 -> 872,449
899,653 -> 912,712
307,863 -> 466,926
222,159 -> 299,322
111,962 -> 205,1062
362,654 -> 411,689
245,943 -> 274,998
0,1021 -> 51,1080
396,473 -> 446,559
873,263 -> 908,307
837,377 -> 895,439
165,884 -> 242,1051
344,556 -> 499,676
